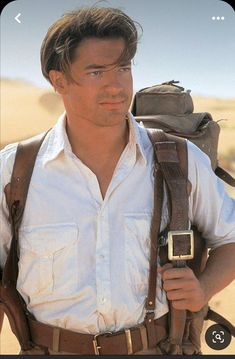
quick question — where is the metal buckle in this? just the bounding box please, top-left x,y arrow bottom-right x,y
168,230 -> 194,260
93,331 -> 112,355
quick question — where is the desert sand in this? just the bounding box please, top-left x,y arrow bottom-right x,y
0,79 -> 234,354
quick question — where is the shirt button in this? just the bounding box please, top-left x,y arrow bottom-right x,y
101,297 -> 106,303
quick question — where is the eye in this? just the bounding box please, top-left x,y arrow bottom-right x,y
119,66 -> 131,72
88,70 -> 103,77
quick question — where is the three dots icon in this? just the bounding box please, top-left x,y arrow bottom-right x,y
212,16 -> 225,20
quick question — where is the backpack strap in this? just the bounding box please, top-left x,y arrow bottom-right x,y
147,128 -> 191,354
206,307 -> 235,337
147,129 -> 235,351
143,142 -> 164,348
4,131 -> 49,283
147,129 -> 191,263
2,130 -> 49,349
215,166 -> 235,187
5,132 -> 48,223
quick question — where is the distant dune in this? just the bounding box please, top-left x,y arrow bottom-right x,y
0,78 -> 235,354
0,78 -> 64,148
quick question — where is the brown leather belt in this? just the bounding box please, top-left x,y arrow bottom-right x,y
28,314 -> 168,355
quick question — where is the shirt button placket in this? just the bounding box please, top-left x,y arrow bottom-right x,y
96,208 -> 111,312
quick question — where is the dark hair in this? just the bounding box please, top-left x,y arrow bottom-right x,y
40,6 -> 142,84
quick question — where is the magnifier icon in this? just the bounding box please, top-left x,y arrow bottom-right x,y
215,333 -> 222,341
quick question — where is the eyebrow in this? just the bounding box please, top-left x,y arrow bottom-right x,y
84,64 -> 108,70
84,62 -> 131,70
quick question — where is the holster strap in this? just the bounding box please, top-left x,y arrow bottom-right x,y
28,314 -> 168,355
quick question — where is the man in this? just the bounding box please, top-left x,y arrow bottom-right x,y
0,6 -> 235,355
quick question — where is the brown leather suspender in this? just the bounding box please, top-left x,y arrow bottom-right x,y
2,131 -> 49,350
144,134 -> 164,348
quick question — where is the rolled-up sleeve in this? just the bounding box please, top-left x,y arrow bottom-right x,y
187,140 -> 235,250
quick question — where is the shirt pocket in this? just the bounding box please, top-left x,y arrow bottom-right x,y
124,213 -> 151,296
18,223 -> 79,300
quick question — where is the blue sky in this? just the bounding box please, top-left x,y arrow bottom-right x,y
1,0 -> 235,98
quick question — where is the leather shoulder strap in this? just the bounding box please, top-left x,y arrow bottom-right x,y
1,131 -> 49,350
4,131 -> 50,226
147,129 -> 189,188
147,129 -> 189,233
144,146 -> 164,347
147,128 -> 190,353
3,130 -> 50,285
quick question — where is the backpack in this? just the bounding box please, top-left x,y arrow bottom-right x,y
0,83 -> 235,353
131,80 -> 235,187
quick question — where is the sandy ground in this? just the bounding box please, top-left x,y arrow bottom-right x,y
0,79 -> 235,355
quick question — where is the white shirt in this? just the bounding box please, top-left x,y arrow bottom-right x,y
1,112 -> 235,334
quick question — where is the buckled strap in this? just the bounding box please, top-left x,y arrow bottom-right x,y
147,129 -> 190,354
28,315 -> 167,355
143,147 -> 164,347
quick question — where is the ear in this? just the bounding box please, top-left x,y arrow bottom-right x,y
49,70 -> 68,94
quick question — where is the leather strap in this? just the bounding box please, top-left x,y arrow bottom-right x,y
144,130 -> 164,347
4,131 -> 49,285
5,132 -> 49,228
215,166 -> 235,187
206,307 -> 235,337
28,314 -> 168,355
2,131 -> 49,350
147,129 -> 189,354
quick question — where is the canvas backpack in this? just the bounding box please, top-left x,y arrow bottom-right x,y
131,80 -> 235,187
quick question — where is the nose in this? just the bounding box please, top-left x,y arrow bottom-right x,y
103,69 -> 124,93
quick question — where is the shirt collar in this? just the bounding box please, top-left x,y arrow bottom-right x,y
127,112 -> 148,166
43,111 -> 149,166
42,112 -> 71,166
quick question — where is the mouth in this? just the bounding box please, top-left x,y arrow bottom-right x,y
99,100 -> 126,108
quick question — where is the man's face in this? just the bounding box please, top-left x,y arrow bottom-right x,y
56,37 -> 133,127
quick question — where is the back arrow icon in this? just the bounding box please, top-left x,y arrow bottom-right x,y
15,13 -> 21,24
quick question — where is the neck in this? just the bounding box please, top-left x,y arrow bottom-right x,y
65,113 -> 129,160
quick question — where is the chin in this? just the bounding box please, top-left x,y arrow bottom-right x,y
98,113 -> 127,127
